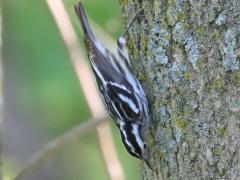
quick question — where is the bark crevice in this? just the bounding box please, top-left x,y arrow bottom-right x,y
120,0 -> 240,179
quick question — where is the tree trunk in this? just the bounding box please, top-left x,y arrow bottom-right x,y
119,0 -> 240,179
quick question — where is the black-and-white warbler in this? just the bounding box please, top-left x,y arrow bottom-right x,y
74,2 -> 151,168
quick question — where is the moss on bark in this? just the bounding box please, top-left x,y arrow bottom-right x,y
119,0 -> 240,179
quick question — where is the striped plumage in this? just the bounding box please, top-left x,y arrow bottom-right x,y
74,2 -> 150,168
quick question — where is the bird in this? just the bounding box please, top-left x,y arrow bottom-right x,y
74,2 -> 151,169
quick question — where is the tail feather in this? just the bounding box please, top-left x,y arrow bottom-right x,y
74,2 -> 96,41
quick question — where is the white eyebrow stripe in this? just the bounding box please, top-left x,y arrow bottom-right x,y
132,124 -> 144,150
120,124 -> 135,151
118,94 -> 139,113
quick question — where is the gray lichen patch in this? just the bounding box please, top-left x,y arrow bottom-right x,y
221,27 -> 240,71
159,106 -> 167,117
173,22 -> 201,69
155,47 -> 169,65
206,147 -> 214,166
166,0 -> 188,26
152,24 -> 171,47
121,0 -> 240,178
215,12 -> 227,26
226,93 -> 240,112
171,62 -> 188,82
147,23 -> 171,66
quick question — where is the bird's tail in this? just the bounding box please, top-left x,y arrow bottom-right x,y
74,2 -> 96,42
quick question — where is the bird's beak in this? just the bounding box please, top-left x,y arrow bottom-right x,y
144,158 -> 153,170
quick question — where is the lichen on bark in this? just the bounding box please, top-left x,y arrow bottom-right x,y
119,0 -> 240,179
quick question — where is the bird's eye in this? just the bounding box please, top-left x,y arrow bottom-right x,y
143,144 -> 147,149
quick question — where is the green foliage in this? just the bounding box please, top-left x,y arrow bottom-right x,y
3,0 -> 139,179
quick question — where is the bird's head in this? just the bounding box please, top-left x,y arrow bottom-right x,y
119,121 -> 152,169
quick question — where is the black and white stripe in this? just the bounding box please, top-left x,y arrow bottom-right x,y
75,2 -> 150,169
119,121 -> 145,159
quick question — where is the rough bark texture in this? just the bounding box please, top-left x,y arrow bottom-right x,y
119,0 -> 240,179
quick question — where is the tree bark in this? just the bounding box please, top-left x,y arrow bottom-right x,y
119,0 -> 240,179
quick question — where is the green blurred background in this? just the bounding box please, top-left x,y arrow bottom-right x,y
2,0 -> 140,179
